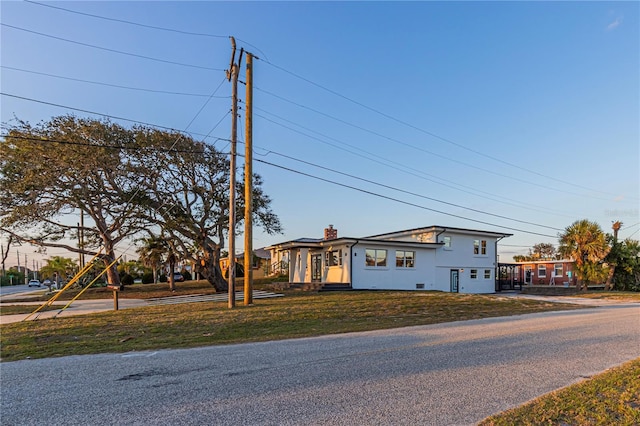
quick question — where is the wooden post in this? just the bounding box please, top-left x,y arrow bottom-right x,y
227,37 -> 239,309
107,285 -> 119,310
244,52 -> 254,306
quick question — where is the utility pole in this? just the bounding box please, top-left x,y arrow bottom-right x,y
24,253 -> 28,283
226,37 -> 241,309
244,51 -> 254,306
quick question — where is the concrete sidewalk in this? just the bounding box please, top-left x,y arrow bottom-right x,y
0,290 -> 284,324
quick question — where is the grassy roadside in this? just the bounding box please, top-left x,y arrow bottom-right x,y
0,290 -> 582,362
480,358 -> 640,425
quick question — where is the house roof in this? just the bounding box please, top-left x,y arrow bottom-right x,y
365,225 -> 513,239
266,226 -> 512,251
236,247 -> 271,259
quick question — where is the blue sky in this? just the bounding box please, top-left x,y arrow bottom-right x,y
1,1 -> 638,267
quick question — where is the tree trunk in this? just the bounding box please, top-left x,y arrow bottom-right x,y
198,245 -> 228,292
104,258 -> 121,289
168,253 -> 176,292
604,265 -> 615,291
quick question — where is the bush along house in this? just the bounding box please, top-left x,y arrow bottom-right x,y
265,225 -> 512,294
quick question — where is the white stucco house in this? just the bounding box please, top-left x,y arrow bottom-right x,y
265,225 -> 512,294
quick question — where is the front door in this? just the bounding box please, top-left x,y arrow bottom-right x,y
524,266 -> 532,284
311,254 -> 322,282
450,269 -> 459,293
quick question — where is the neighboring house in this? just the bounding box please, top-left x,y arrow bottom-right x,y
220,248 -> 271,279
265,225 -> 512,294
511,260 -> 576,286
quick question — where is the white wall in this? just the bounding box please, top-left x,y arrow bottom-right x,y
434,232 -> 498,294
351,245 -> 437,290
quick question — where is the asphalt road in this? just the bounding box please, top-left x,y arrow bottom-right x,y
1,303 -> 639,426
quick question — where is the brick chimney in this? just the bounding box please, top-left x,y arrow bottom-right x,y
324,224 -> 338,240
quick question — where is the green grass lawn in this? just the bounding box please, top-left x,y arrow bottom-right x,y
480,358 -> 640,426
1,289 -> 583,362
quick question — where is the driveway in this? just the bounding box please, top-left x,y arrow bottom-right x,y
1,299 -> 638,425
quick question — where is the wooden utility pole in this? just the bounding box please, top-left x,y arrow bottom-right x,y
227,37 -> 240,309
244,52 -> 254,305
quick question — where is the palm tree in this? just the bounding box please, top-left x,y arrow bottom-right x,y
136,237 -> 168,284
604,221 -> 623,291
558,219 -> 610,291
40,256 -> 78,286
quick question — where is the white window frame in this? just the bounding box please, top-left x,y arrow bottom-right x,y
443,236 -> 452,249
365,249 -> 387,268
554,263 -> 563,277
470,269 -> 478,279
538,264 -> 547,277
395,250 -> 415,268
325,249 -> 342,267
484,269 -> 491,279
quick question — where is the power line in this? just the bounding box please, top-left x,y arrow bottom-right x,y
260,59 -> 636,201
255,149 -> 562,232
254,86 -> 616,202
253,109 -> 576,219
1,23 -> 225,72
0,92 -> 227,142
1,66 -> 229,98
2,131 -> 560,237
24,0 -> 269,61
251,156 -> 557,239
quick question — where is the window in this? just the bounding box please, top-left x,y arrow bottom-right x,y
481,240 -> 487,255
395,250 -> 415,268
474,240 -> 487,255
473,240 -> 479,254
470,269 -> 478,279
484,269 -> 491,279
538,265 -> 547,277
554,263 -> 563,277
325,249 -> 342,267
443,236 -> 451,248
365,249 -> 387,267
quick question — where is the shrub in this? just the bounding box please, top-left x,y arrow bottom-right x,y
181,270 -> 192,281
120,273 -> 134,286
141,272 -> 154,284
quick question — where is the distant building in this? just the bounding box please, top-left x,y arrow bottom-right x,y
220,248 -> 272,279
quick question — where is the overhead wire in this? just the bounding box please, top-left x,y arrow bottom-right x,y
1,23 -> 225,72
252,107 -> 576,219
1,66 -> 229,98
258,59 -> 637,201
14,0 -> 633,202
0,92 -> 227,142
254,85 -> 616,202
24,0 -> 270,61
254,148 -> 563,232
249,155 -> 557,239
2,130 -> 560,237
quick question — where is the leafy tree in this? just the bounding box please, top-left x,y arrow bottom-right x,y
531,243 -> 557,260
1,115 -> 282,293
610,238 -> 640,291
136,236 -> 168,285
558,219 -> 610,291
604,221 -> 623,291
40,256 -> 78,284
129,130 -> 282,292
0,116 -> 146,288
